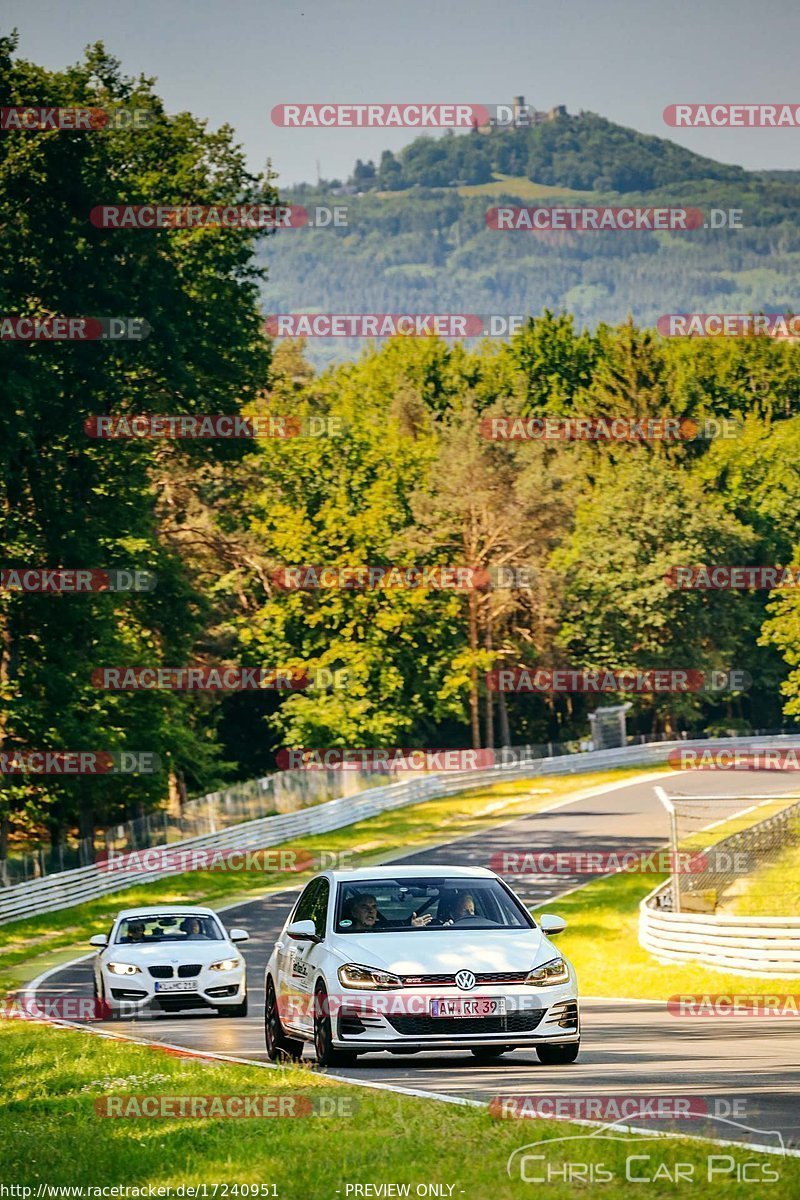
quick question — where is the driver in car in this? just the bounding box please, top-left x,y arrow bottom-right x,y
180,917 -> 207,939
347,894 -> 432,930
451,891 -> 476,920
435,890 -> 478,924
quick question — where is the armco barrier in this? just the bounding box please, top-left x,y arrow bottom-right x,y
639,885 -> 800,977
3,733 -> 800,926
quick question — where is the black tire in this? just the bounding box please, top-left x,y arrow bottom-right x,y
470,1046 -> 513,1059
536,1041 -> 580,1064
220,993 -> 248,1018
313,984 -> 358,1068
92,973 -> 110,1021
264,978 -> 303,1062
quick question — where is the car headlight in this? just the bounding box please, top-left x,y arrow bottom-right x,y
107,962 -> 141,975
338,964 -> 402,990
210,957 -> 241,972
525,957 -> 570,986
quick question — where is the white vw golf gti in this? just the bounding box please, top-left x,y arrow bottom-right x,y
90,905 -> 249,1017
264,866 -> 579,1066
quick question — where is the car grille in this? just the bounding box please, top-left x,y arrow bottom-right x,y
178,964 -> 202,978
386,1010 -> 545,1036
156,995 -> 210,1011
148,966 -> 173,979
399,971 -> 529,986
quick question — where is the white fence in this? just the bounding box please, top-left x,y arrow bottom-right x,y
4,732 -> 800,928
639,886 -> 800,977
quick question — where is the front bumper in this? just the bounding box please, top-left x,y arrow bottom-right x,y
331,983 -> 579,1049
102,965 -> 246,1012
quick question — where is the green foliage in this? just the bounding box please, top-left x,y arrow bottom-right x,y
0,35 -> 273,847
360,112 -> 745,193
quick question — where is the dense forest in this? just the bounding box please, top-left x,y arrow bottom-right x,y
3,40 -> 800,869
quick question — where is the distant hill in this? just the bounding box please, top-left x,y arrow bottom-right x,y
351,111 -> 748,193
261,111 -> 800,366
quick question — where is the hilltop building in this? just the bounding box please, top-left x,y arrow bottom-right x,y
475,96 -> 567,133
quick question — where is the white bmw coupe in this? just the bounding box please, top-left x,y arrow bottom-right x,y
264,866 -> 579,1066
90,905 -> 249,1017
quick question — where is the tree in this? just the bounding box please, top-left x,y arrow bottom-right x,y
0,36 -> 274,871
552,455 -> 757,733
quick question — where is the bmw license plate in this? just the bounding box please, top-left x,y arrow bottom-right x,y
429,996 -> 506,1017
154,980 -> 198,993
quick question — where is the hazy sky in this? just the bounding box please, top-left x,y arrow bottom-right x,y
5,0 -> 800,188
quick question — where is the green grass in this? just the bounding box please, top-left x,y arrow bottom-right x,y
0,766 -> 669,992
0,1019 -> 795,1197
456,173 -> 595,200
723,833 -> 800,917
543,871 -> 800,999
673,796 -> 800,916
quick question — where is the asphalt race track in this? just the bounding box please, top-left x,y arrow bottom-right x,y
32,771 -> 800,1151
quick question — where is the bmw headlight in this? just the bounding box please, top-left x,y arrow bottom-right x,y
210,957 -> 241,972
107,962 -> 140,975
525,957 -> 570,986
338,964 -> 402,990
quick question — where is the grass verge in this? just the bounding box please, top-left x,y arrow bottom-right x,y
0,1019 -> 796,1197
723,825 -> 800,917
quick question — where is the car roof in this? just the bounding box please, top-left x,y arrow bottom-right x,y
114,905 -> 217,920
327,865 -> 497,883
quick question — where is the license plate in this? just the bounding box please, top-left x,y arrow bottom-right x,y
429,996 -> 506,1018
154,980 -> 198,993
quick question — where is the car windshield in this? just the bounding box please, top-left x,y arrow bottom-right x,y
115,914 -> 223,943
334,877 -> 534,933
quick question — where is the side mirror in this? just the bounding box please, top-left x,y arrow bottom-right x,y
89,933 -> 108,947
539,914 -> 567,936
286,919 -> 320,943
229,928 -> 250,943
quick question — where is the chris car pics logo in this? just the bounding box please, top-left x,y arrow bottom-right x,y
507,1124 -> 784,1185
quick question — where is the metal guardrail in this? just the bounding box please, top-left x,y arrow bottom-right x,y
5,731 -> 800,928
0,737 -> 680,925
5,728 -> 789,884
2,738 -> 598,884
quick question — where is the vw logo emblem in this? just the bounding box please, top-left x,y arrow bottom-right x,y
455,970 -> 476,991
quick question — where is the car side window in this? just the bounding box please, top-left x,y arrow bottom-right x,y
292,879 -> 320,925
309,878 -> 329,939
